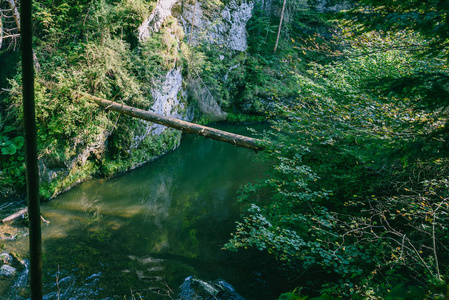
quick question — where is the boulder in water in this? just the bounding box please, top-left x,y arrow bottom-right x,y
0,264 -> 17,278
177,276 -> 244,300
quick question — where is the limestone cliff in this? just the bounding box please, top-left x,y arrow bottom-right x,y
177,0 -> 254,52
3,0 -> 259,198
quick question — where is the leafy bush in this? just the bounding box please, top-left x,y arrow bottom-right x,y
226,27 -> 449,298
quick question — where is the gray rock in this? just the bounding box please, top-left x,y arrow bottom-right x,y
214,0 -> 254,51
180,0 -> 254,52
188,78 -> 228,121
138,0 -> 178,40
130,67 -> 192,149
0,265 -> 17,278
177,276 -> 244,300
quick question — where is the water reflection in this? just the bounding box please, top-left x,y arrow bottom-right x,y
2,124 -> 278,299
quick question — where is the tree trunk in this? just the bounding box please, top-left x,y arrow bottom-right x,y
78,92 -> 265,152
273,0 -> 287,53
1,14 -> 3,48
21,0 -> 43,297
189,0 -> 197,45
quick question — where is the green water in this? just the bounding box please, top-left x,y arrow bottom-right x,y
2,124 -> 281,299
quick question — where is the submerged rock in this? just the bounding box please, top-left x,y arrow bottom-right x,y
177,276 -> 244,300
0,265 -> 17,278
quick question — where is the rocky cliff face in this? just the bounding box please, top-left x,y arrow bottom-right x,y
138,0 -> 179,40
131,67 -> 192,149
37,0 -> 256,198
132,0 -> 192,148
177,0 -> 254,52
173,0 -> 254,121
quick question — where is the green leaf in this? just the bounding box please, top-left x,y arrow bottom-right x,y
12,136 -> 25,149
2,126 -> 15,133
1,143 -> 17,155
0,136 -> 11,146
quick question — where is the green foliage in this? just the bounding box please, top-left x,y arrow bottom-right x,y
225,112 -> 267,123
227,24 -> 449,298
0,119 -> 26,189
347,0 -> 449,55
278,288 -> 308,300
0,51 -> 20,103
220,0 -> 328,113
177,0 -> 328,116
345,0 -> 449,122
0,0 -> 190,197
248,0 -> 325,56
2,0 -> 447,297
186,43 -> 301,115
0,128 -> 24,156
140,16 -> 184,77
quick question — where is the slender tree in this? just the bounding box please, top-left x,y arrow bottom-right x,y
20,0 -> 42,298
189,0 -> 197,45
273,0 -> 286,53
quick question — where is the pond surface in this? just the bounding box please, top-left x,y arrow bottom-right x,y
1,124 -> 285,299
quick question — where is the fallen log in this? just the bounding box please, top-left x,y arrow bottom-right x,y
79,92 -> 266,151
2,207 -> 28,223
2,208 -> 50,224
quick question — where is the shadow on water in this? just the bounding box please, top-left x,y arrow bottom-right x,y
1,124 -> 290,299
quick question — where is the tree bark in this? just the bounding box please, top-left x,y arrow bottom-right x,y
79,92 -> 265,152
1,13 -> 3,48
273,0 -> 287,53
21,0 -> 42,297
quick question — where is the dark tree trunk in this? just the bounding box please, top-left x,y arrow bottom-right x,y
21,0 -> 42,298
